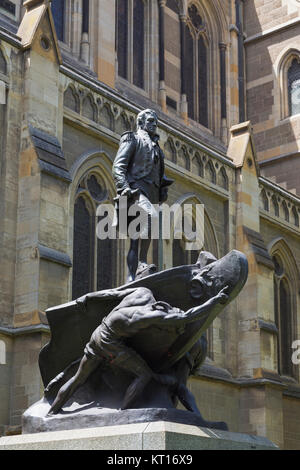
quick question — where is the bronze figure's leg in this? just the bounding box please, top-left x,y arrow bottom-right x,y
127,239 -> 139,282
111,344 -> 177,409
48,355 -> 100,415
139,237 -> 151,264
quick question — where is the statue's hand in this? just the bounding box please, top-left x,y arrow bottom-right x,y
121,187 -> 139,199
216,286 -> 229,304
76,294 -> 89,311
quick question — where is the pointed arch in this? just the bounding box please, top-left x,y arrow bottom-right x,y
218,166 -> 228,190
82,94 -> 96,121
260,188 -> 269,211
292,206 -> 299,227
115,112 -> 131,135
276,48 -> 300,119
99,103 -> 113,130
192,152 -> 204,177
164,138 -> 177,163
281,200 -> 290,223
178,146 -> 190,170
64,85 -> 80,113
70,151 -> 121,298
205,159 -> 216,184
271,194 -> 279,217
170,192 -> 219,262
268,237 -> 300,378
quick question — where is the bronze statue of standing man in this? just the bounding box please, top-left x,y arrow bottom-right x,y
112,109 -> 173,282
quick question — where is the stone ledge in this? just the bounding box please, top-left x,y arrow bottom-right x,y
0,421 -> 279,451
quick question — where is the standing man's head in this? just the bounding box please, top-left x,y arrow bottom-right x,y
136,109 -> 158,137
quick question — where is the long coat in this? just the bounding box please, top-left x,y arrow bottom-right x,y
112,129 -> 172,201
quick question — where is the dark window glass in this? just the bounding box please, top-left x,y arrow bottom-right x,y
97,235 -> 115,291
185,25 -> 195,120
173,239 -> 188,267
87,175 -> 106,202
117,0 -> 128,80
72,197 -> 94,299
198,36 -> 208,127
188,4 -> 202,30
133,0 -> 145,89
0,0 -> 15,15
152,239 -> 159,268
279,281 -> 293,376
166,0 -> 179,13
51,0 -> 65,42
190,250 -> 199,265
288,58 -> 300,116
82,0 -> 89,34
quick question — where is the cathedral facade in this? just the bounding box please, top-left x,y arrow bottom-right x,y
0,0 -> 299,449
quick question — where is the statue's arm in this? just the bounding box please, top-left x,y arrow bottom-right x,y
179,287 -> 229,323
112,133 -> 136,194
76,287 -> 145,309
143,286 -> 229,327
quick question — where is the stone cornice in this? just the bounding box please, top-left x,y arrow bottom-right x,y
0,324 -> 50,336
60,64 -> 233,169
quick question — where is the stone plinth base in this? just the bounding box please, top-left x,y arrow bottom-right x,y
22,400 -> 228,434
0,421 -> 278,450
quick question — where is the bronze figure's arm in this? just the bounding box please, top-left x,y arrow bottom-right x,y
112,132 -> 136,195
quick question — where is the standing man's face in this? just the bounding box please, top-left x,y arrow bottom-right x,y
143,114 -> 157,137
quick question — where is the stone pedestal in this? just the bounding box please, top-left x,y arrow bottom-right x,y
0,421 -> 278,450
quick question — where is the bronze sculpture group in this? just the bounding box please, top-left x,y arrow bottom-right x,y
23,109 -> 249,433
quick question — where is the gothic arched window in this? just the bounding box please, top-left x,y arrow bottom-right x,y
288,58 -> 300,117
72,172 -> 117,300
184,4 -> 208,127
51,0 -> 66,42
116,0 -> 146,89
272,253 -> 297,378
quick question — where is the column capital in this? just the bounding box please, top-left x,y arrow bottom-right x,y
219,42 -> 227,51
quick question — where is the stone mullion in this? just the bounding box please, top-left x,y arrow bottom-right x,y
179,13 -> 188,123
158,0 -> 166,112
80,0 -> 90,65
235,0 -> 246,123
71,0 -> 83,57
219,42 -> 228,144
